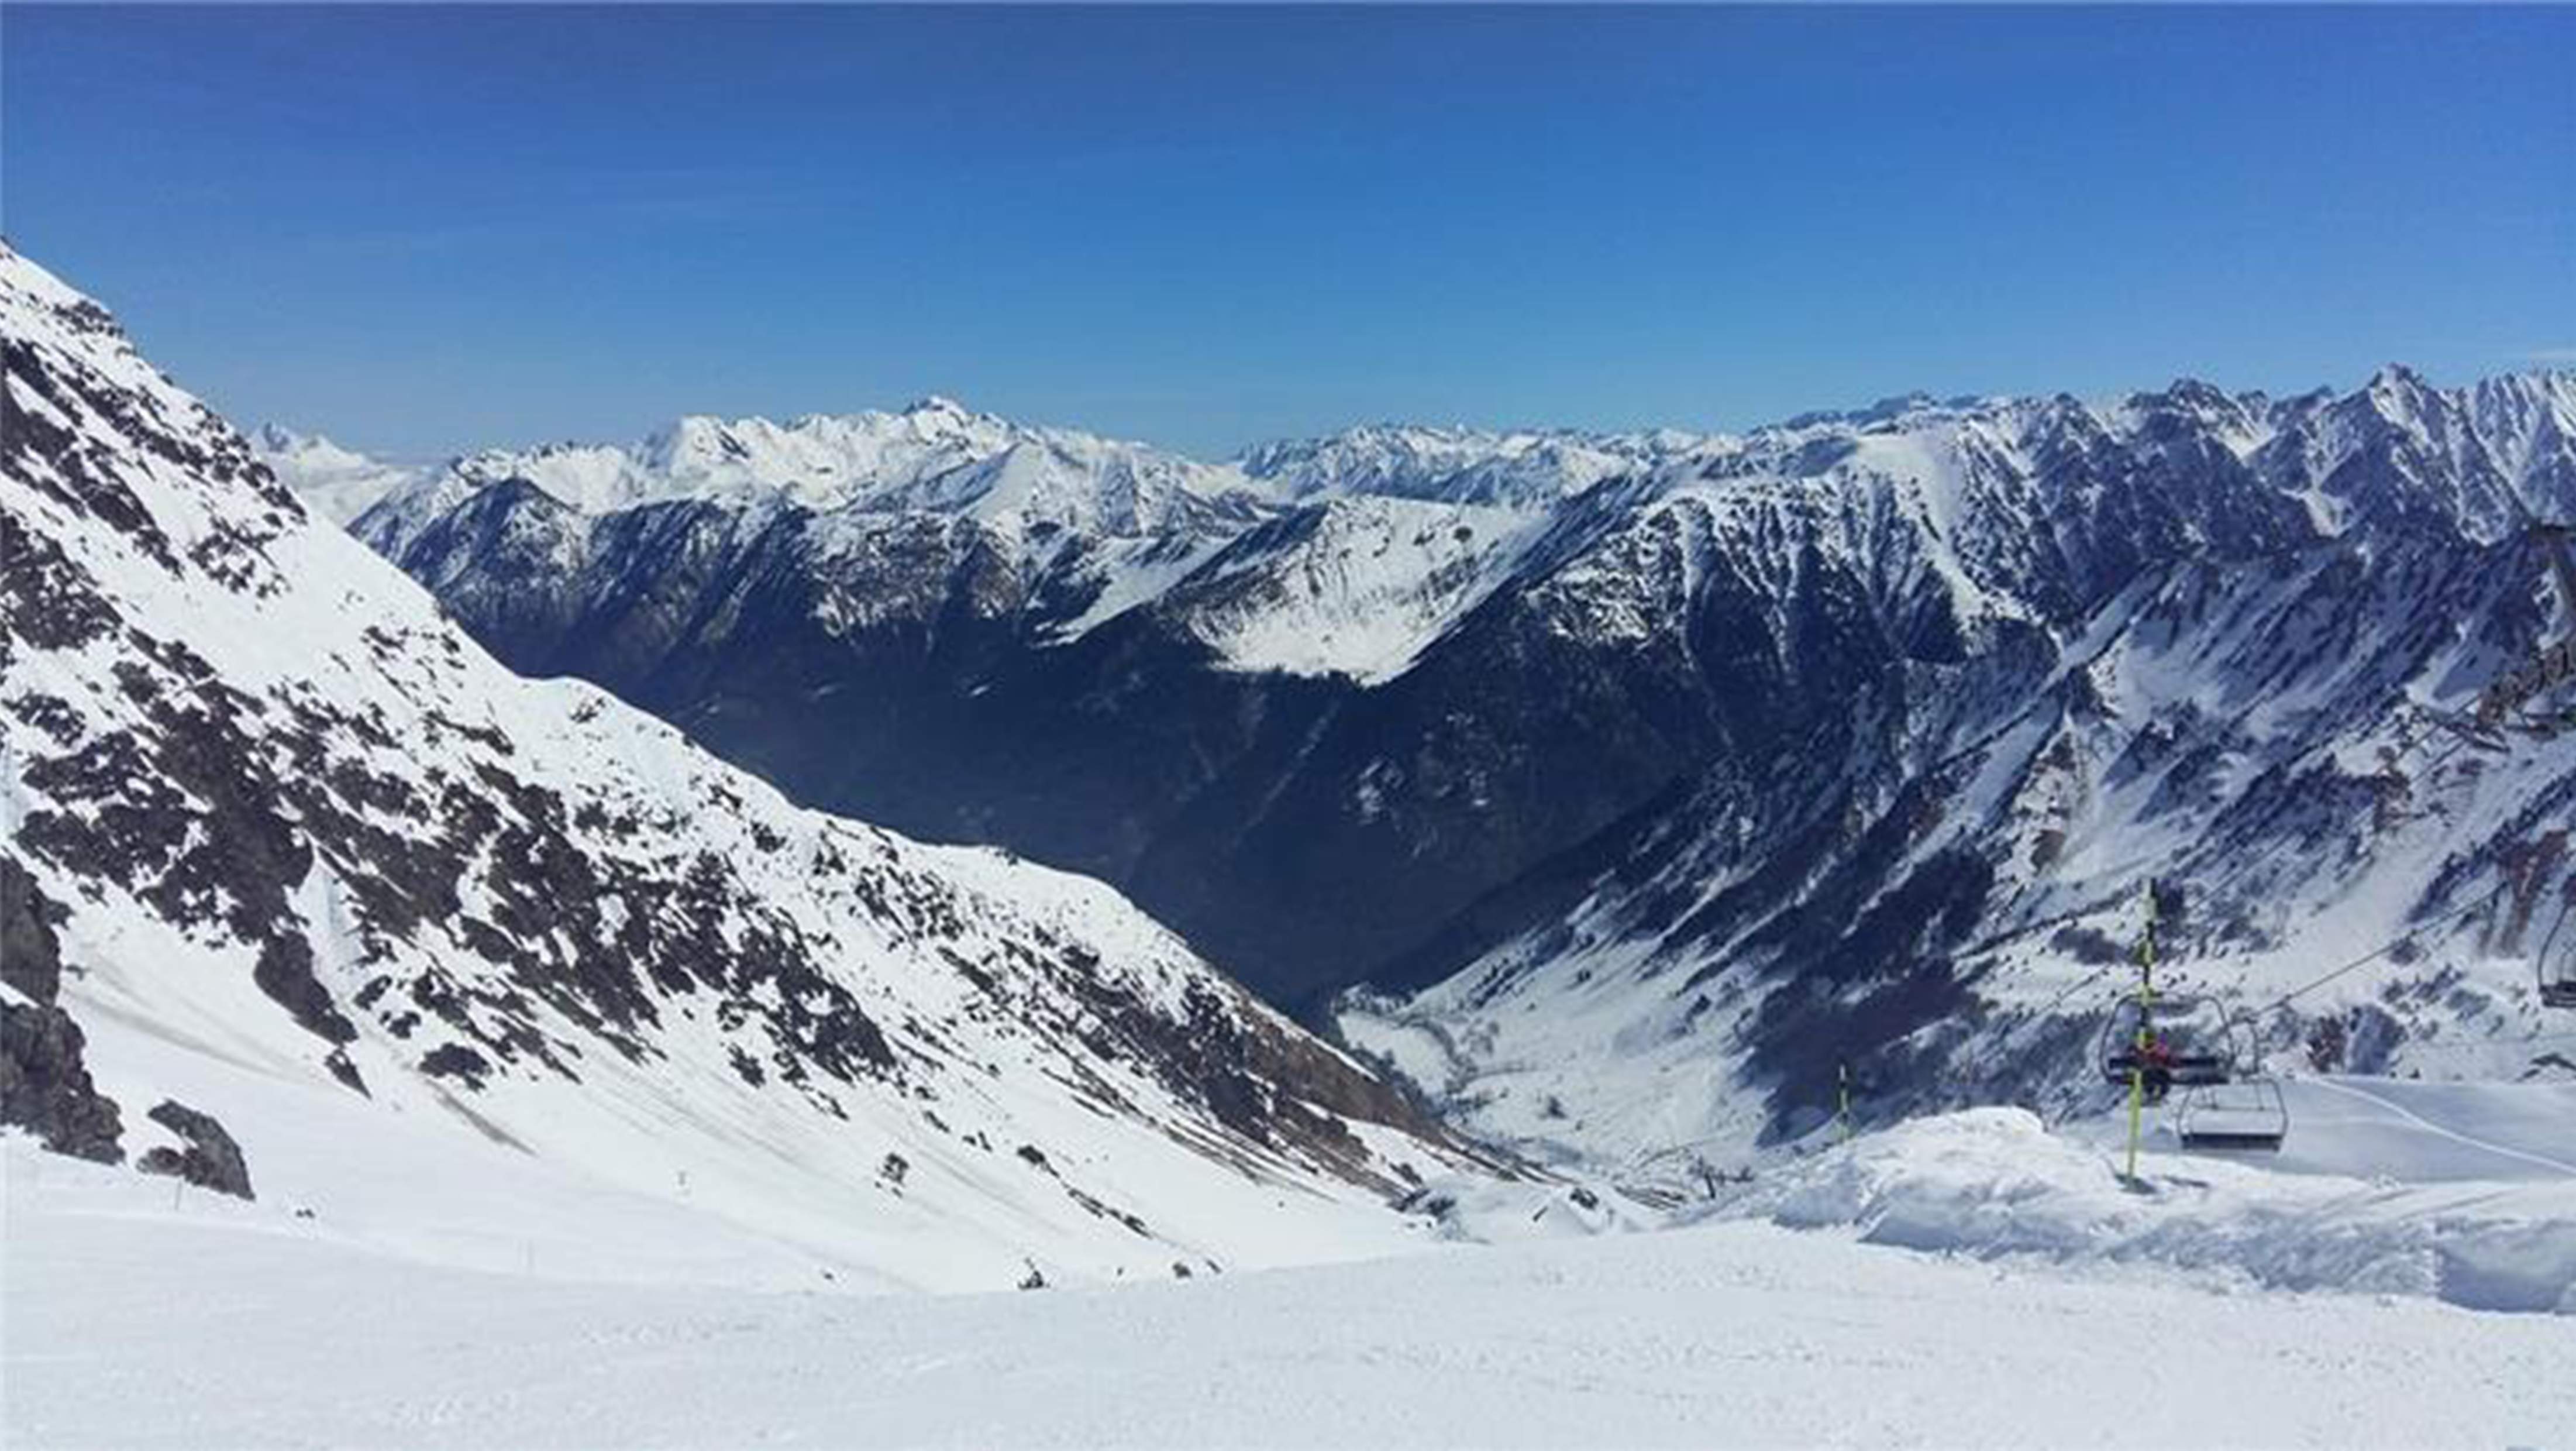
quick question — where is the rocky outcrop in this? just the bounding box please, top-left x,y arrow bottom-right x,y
0,854 -> 125,1163
136,1099 -> 253,1199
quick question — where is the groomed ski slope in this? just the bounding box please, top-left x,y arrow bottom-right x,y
8,1140 -> 2570,1451
1703,1090 -> 2576,1317
10,1075 -> 2575,1449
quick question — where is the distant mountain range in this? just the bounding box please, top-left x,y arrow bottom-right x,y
262,358 -> 2576,1166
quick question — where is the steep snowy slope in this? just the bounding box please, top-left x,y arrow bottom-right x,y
0,242 -> 1490,1291
1146,495 -> 1550,683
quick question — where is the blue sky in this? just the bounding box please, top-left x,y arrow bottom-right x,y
6,5 -> 2571,459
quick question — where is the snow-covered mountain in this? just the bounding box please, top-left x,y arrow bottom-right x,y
349,362 -> 2575,1022
350,349 -> 2576,1172
1235,422 -> 1705,508
1341,369 -> 2576,1167
308,406 -> 1688,1009
248,423 -> 421,525
0,242 -> 1496,1291
353,397 -> 1264,549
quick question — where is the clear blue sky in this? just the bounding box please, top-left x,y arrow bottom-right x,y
6,5 -> 2571,459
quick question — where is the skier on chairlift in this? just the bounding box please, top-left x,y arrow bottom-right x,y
2137,1030 -> 2177,1105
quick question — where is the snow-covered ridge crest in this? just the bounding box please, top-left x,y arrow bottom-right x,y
1234,420 -> 1711,508
423,394 -> 1261,538
0,240 -> 1491,1291
301,362 -> 2576,722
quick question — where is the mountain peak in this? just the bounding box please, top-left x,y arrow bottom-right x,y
245,422 -> 420,525
2344,362 -> 2443,433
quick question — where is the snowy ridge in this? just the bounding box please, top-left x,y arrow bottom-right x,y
1234,421 -> 1706,508
1151,496 -> 1549,683
247,424 -> 422,525
347,367 -> 2576,690
0,241 -> 1492,1292
357,396 -> 1261,545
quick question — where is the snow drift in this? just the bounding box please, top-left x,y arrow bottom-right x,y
1703,1102 -> 2576,1315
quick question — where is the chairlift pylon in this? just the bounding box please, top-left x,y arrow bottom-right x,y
2088,879 -> 2294,1160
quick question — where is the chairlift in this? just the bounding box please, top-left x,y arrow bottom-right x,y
2530,886 -> 2576,1011
2540,931 -> 2576,1010
2096,994 -> 2241,1088
2175,1078 -> 2289,1153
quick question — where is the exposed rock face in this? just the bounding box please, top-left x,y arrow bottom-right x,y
2,852 -> 67,1002
136,1100 -> 253,1199
0,854 -> 125,1163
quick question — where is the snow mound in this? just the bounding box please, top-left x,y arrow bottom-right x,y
1396,1172 -> 1663,1244
1704,1108 -> 2576,1315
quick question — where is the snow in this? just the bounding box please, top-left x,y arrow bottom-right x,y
443,400 -> 1255,537
35,953 -> 1450,1297
2,240 -> 1480,1298
1172,497 -> 1549,683
1235,421 -> 1703,509
22,239 -> 2576,1446
1709,1095 -> 2576,1315
11,1133 -> 2574,1450
249,424 -> 423,524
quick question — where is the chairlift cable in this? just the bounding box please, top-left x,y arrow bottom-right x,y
2248,882 -> 2510,1014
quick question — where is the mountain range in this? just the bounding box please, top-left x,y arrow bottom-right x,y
261,361 -> 2576,1168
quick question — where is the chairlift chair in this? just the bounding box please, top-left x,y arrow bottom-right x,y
2531,886 -> 2576,1010
2175,1078 -> 2289,1153
2541,942 -> 2576,1010
2096,995 -> 2240,1087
